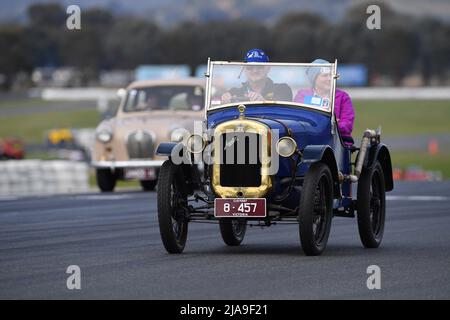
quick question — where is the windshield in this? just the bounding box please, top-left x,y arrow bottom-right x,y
123,85 -> 204,112
207,62 -> 335,112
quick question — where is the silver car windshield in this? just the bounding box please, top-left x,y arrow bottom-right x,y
207,62 -> 335,112
123,85 -> 205,112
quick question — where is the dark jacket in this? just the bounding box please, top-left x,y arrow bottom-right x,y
229,78 -> 293,101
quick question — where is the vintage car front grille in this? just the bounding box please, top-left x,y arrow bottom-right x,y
219,132 -> 261,187
126,130 -> 154,159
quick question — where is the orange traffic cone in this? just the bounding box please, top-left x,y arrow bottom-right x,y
428,139 -> 439,155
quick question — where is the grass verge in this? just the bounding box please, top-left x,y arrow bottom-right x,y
390,151 -> 450,178
352,100 -> 450,136
0,108 -> 100,144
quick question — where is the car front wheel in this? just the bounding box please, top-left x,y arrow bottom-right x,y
357,161 -> 386,248
96,168 -> 116,192
157,160 -> 189,253
219,219 -> 247,246
298,162 -> 334,256
140,180 -> 157,191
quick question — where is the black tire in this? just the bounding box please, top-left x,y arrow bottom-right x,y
219,219 -> 247,246
157,160 -> 189,254
357,161 -> 386,248
299,162 -> 334,256
96,168 -> 116,192
140,180 -> 157,191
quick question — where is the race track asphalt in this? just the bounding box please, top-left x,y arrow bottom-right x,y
1,181 -> 449,299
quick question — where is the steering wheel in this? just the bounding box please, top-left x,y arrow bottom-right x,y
229,94 -> 249,103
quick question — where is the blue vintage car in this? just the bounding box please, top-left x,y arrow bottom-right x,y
156,60 -> 393,255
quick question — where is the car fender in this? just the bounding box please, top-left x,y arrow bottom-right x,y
365,143 -> 394,192
155,142 -> 179,156
156,142 -> 192,164
302,145 -> 340,197
156,142 -> 200,194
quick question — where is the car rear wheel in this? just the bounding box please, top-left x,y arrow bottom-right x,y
96,168 -> 116,192
140,180 -> 157,191
357,161 -> 386,248
219,219 -> 247,246
157,160 -> 189,254
299,162 -> 333,256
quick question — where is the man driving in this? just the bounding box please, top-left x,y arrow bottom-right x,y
221,49 -> 292,103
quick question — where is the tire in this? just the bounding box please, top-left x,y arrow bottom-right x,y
357,161 -> 386,248
157,160 -> 189,253
299,162 -> 334,256
96,168 -> 116,192
219,219 -> 247,246
140,180 -> 157,191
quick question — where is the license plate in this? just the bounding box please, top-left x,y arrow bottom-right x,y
124,168 -> 156,180
214,198 -> 266,218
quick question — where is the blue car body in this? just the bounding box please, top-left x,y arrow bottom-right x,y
207,104 -> 353,210
155,60 -> 394,255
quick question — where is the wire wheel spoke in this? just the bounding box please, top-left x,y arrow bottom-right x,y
169,180 -> 185,242
370,172 -> 382,235
312,176 -> 328,243
232,220 -> 244,237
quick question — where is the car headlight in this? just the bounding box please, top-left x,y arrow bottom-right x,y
276,136 -> 297,157
186,134 -> 205,154
170,128 -> 189,142
96,129 -> 113,143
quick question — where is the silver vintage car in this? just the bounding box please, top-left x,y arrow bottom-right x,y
92,78 -> 205,192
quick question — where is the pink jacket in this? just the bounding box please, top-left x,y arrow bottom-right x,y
293,88 -> 355,138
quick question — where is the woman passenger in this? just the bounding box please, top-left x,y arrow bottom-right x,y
294,59 -> 355,145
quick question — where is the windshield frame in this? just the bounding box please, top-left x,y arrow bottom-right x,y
122,84 -> 205,113
204,60 -> 338,117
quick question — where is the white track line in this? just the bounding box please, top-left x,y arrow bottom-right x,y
72,194 -> 137,200
0,194 -> 136,201
1,195 -> 449,202
0,196 -> 19,201
80,195 -> 449,201
387,195 -> 449,201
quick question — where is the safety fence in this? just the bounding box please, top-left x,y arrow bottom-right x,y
0,160 -> 89,196
37,87 -> 450,101
345,87 -> 450,100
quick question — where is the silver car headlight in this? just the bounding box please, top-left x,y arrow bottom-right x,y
96,129 -> 113,143
186,134 -> 205,154
276,136 -> 297,157
170,128 -> 189,142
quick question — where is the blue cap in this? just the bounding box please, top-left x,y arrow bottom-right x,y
245,48 -> 269,62
306,59 -> 330,84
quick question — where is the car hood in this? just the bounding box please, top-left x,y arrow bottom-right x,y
207,104 -> 334,180
207,104 -> 331,145
97,110 -> 204,140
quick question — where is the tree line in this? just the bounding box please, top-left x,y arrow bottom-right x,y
0,1 -> 449,89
